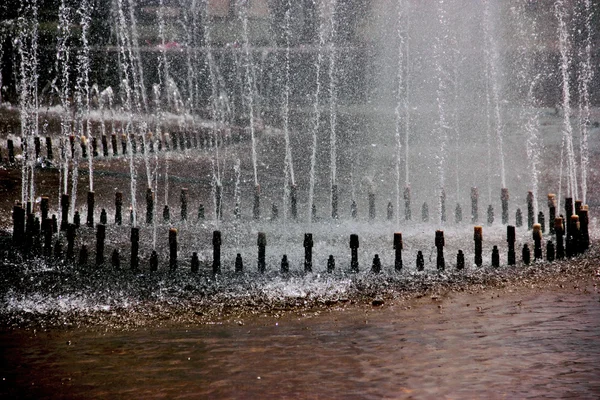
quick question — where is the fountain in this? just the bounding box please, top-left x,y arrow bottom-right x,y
0,0 -> 597,324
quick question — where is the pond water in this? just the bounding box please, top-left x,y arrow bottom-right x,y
2,279 -> 599,399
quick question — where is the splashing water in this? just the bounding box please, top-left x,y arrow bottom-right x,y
308,2 -> 326,224
555,0 -> 578,207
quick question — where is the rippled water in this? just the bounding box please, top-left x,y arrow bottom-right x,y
2,281 -> 599,399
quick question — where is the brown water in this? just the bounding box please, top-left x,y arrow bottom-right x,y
2,280 -> 599,399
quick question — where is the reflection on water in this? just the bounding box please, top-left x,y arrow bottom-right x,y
1,283 -> 600,399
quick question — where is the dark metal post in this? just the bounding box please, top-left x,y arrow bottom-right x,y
350,234 -> 359,273
60,194 -> 70,231
394,232 -> 403,271
257,232 -> 266,273
304,233 -> 313,273
492,245 -> 500,268
507,225 -> 516,266
456,250 -> 465,270
416,251 -> 424,271
115,192 -> 123,225
555,217 -> 565,259
331,184 -> 338,219
235,253 -> 243,273
213,230 -> 221,274
146,188 -> 154,224
96,224 -> 105,265
131,227 -> 140,270
474,226 -> 483,267
291,184 -> 298,220
548,194 -> 556,235
169,228 -> 177,270
253,185 -> 261,220
435,230 -> 445,271
40,196 -> 49,222
471,187 -> 478,223
522,244 -> 531,265
327,255 -> 335,273
487,205 -> 494,226
527,191 -> 534,230
150,250 -> 158,271
371,255 -> 381,274
86,191 -> 95,227
280,255 -> 289,273
180,188 -> 188,221
66,223 -> 76,261
46,137 -> 54,159
501,188 -> 509,224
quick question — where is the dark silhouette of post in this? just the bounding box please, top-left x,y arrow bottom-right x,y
235,253 -> 243,273
112,249 -> 120,268
538,211 -> 545,234
150,250 -> 158,271
215,185 -> 222,220
555,217 -> 565,259
146,188 -> 154,224
533,223 -> 542,261
86,191 -> 95,227
474,226 -> 483,267
435,230 -> 445,271
60,194 -> 70,231
522,244 -> 531,265
515,208 -> 523,227
291,185 -> 298,220
131,227 -> 140,270
280,255 -> 289,273
548,194 -> 556,234
331,184 -> 338,219
96,224 -> 106,265
327,255 -> 335,273
527,191 -> 534,230
191,252 -> 199,273
254,185 -> 261,220
455,203 -> 462,224
111,134 -> 118,156
180,188 -> 188,221
213,230 -> 221,274
304,233 -> 313,273
546,241 -> 555,262
440,189 -> 446,223
416,251 -> 424,271
40,196 -> 49,223
487,205 -> 494,226
169,228 -> 177,270
66,223 -> 76,261
115,192 -> 123,225
456,250 -> 465,270
257,232 -> 266,273
350,234 -> 359,273
471,187 -> 479,223
501,188 -> 509,224
492,245 -> 500,268
507,225 -> 516,266
394,233 -> 403,271
46,137 -> 54,159
371,255 -> 381,274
